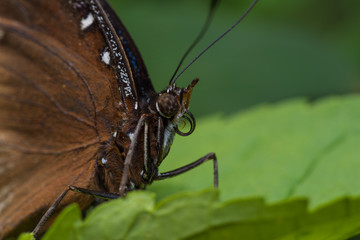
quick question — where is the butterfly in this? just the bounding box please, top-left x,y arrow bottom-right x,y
0,0 -> 258,238
0,0 -> 219,238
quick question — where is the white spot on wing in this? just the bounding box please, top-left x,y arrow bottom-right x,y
128,132 -> 134,141
81,13 -> 94,30
101,51 -> 111,65
101,157 -> 107,165
112,131 -> 118,138
134,102 -> 138,110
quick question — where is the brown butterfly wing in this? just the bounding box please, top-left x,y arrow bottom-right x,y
0,0 -> 138,237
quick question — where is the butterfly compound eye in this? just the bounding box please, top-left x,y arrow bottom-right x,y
156,93 -> 180,118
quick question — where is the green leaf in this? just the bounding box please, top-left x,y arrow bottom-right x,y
276,198 -> 360,240
150,95 -> 360,210
40,192 -> 360,240
77,191 -> 155,240
16,233 -> 34,240
42,204 -> 82,240
34,95 -> 360,240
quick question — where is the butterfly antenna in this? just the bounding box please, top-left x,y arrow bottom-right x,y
171,0 -> 258,85
169,0 -> 219,85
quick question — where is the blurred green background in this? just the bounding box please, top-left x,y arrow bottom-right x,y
109,0 -> 360,117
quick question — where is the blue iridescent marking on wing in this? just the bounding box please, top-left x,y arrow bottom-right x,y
127,49 -> 139,72
118,29 -> 140,74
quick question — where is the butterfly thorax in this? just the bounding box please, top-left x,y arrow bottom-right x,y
95,79 -> 198,194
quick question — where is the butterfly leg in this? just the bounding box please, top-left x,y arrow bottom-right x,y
32,188 -> 69,238
155,152 -> 218,188
68,185 -> 121,199
119,114 -> 148,196
32,185 -> 122,238
69,114 -> 149,198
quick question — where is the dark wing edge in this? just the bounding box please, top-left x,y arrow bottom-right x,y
98,0 -> 156,103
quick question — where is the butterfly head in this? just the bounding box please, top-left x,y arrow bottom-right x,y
142,78 -> 199,176
156,78 -> 198,136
